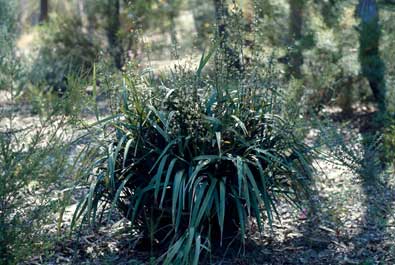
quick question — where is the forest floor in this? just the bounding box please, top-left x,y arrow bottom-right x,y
3,91 -> 395,265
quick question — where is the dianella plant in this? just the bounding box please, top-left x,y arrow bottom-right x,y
73,41 -> 316,264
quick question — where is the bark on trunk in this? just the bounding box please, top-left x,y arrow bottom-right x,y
288,0 -> 304,79
39,0 -> 48,22
107,0 -> 123,69
213,0 -> 243,74
169,10 -> 179,59
357,0 -> 386,113
77,0 -> 89,35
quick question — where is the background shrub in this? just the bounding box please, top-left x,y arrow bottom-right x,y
0,0 -> 24,92
29,15 -> 99,93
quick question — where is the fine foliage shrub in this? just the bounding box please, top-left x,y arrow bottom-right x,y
74,49 -> 314,263
0,108 -> 71,264
0,10 -> 73,256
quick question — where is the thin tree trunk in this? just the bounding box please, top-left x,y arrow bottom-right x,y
288,0 -> 304,79
213,0 -> 227,47
39,0 -> 48,22
357,0 -> 386,113
213,0 -> 243,74
86,0 -> 96,41
189,0 -> 207,50
77,0 -> 88,34
169,10 -> 179,59
107,0 -> 123,69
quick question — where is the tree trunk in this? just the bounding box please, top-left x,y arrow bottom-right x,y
213,0 -> 243,74
288,0 -> 304,79
169,10 -> 179,59
357,0 -> 386,113
107,0 -> 123,69
39,0 -> 48,22
189,0 -> 214,50
77,0 -> 88,34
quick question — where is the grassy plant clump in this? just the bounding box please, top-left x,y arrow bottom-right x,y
74,50 -> 314,263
